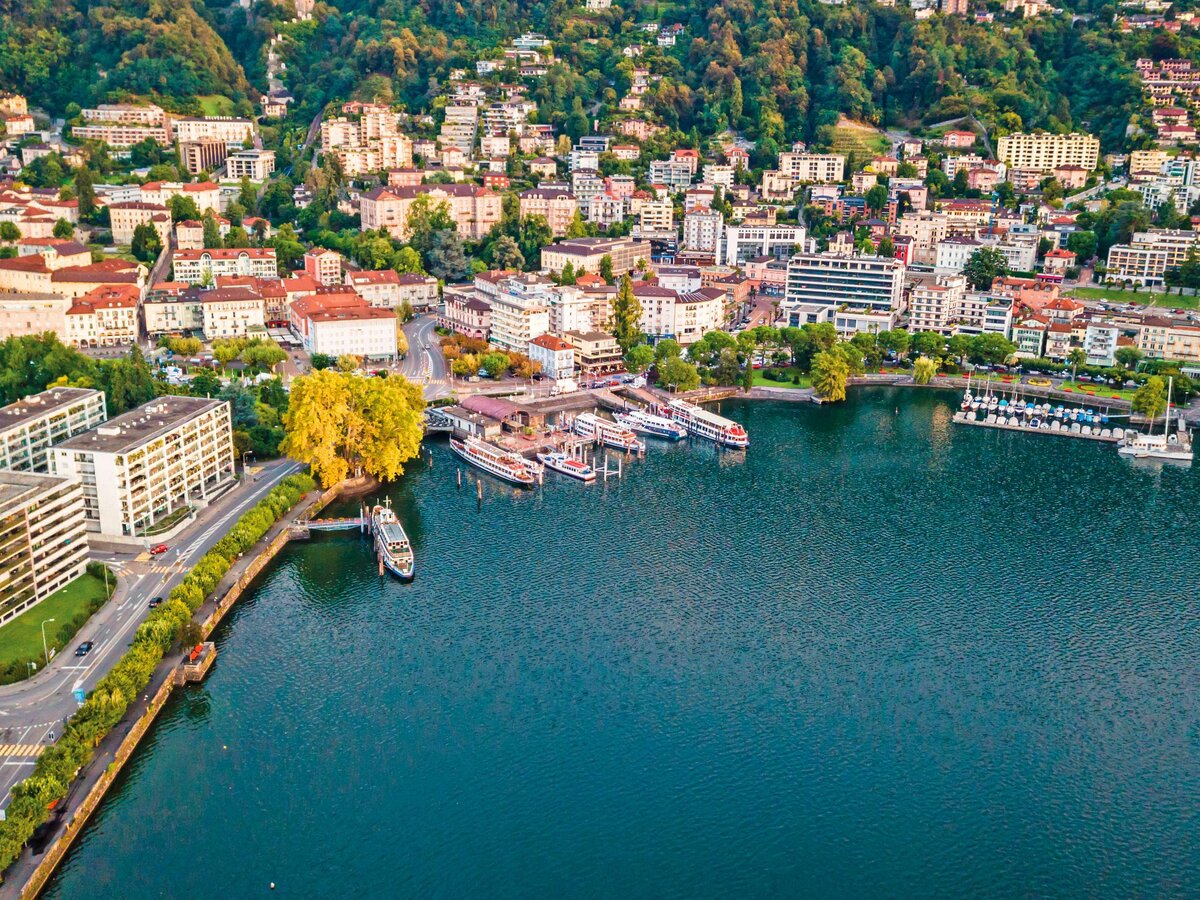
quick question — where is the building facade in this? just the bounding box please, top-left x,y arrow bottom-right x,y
0,388 -> 107,473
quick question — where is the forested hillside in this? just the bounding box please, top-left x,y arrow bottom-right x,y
2,0 -> 1198,153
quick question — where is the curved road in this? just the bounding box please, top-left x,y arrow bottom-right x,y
399,315 -> 452,399
0,459 -> 302,805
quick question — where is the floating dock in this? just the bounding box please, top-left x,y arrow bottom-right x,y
952,410 -> 1123,443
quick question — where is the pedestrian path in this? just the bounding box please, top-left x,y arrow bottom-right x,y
0,745 -> 46,759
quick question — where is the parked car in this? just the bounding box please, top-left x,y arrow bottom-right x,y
75,641 -> 94,657
149,544 -> 169,555
149,596 -> 164,608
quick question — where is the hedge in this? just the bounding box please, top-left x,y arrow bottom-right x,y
0,472 -> 316,874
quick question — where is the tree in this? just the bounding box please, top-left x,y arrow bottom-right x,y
1068,348 -> 1087,381
658,356 -> 700,391
0,222 -> 19,243
74,167 -> 96,219
396,300 -> 415,323
1132,375 -> 1168,421
212,338 -> 248,367
336,354 -> 361,372
104,347 -> 156,414
1066,230 -> 1098,262
911,331 -> 944,359
877,236 -> 895,259
281,370 -> 425,486
877,329 -> 909,357
1115,346 -> 1142,370
52,219 -> 74,240
310,353 -> 335,370
240,341 -> 287,370
490,235 -> 524,272
913,356 -> 938,384
598,254 -> 614,284
865,184 -> 888,215
969,333 -> 1017,366
168,195 -> 202,223
202,213 -> 222,249
654,339 -> 681,362
166,336 -> 202,356
962,247 -> 1009,290
608,275 -> 643,354
130,222 -> 162,262
624,344 -> 655,373
393,246 -> 424,274
811,349 -> 850,402
558,261 -> 577,285
481,352 -> 510,376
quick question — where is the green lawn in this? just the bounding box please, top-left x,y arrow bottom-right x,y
0,570 -> 113,682
197,94 -> 236,116
1058,381 -> 1138,402
1067,286 -> 1200,311
752,371 -> 812,389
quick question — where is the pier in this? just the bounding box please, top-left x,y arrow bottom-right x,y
952,410 -> 1124,443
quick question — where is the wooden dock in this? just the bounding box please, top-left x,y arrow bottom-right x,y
952,410 -> 1124,443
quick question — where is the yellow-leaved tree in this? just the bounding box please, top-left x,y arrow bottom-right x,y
281,370 -> 425,486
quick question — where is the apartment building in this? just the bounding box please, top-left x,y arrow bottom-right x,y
107,201 -> 172,246
635,284 -> 723,345
683,210 -> 724,252
0,470 -> 89,625
359,184 -> 502,240
172,117 -> 256,146
303,248 -> 344,286
1105,229 -> 1200,286
142,286 -> 204,336
784,252 -> 905,333
528,334 -> 578,381
777,152 -> 846,183
305,304 -> 398,360
0,388 -> 107,473
897,211 -> 950,265
225,149 -> 276,181
172,248 -> 278,284
563,331 -> 624,378
1136,315 -> 1200,362
439,287 -> 491,340
201,286 -> 266,339
519,187 -> 577,236
539,237 -> 651,276
995,132 -> 1101,173
635,198 -> 675,239
488,274 -> 554,353
64,285 -> 140,348
180,140 -> 228,176
51,396 -> 235,538
647,159 -> 694,192
0,293 -> 71,341
73,122 -> 170,147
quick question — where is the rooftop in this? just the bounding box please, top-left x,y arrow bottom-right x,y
56,396 -> 226,455
0,388 -> 103,433
0,470 -> 74,517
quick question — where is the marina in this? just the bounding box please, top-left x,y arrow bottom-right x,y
570,412 -> 646,454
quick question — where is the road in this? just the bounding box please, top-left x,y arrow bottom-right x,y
0,458 -> 303,806
398,316 -> 453,399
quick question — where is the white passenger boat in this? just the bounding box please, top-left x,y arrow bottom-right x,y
613,409 -> 688,441
536,451 -> 597,482
450,436 -> 540,487
664,398 -> 749,448
572,412 -> 645,452
1117,377 -> 1194,462
371,501 -> 414,580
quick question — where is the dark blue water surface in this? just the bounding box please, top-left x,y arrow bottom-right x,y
46,390 -> 1200,897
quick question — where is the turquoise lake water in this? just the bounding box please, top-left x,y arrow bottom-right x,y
46,389 -> 1200,897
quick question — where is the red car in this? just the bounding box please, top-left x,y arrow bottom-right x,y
149,544 -> 169,555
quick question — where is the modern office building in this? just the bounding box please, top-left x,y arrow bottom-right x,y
0,388 -> 107,473
0,470 -> 90,624
51,397 -> 234,538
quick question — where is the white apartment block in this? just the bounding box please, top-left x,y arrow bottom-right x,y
172,117 -> 256,146
1105,229 -> 1200,286
683,210 -> 724,252
648,159 -> 694,191
225,149 -> 276,181
306,307 -> 398,359
717,224 -> 809,266
0,470 -> 90,625
489,274 -> 554,352
995,132 -> 1100,174
528,334 -> 578,380
635,198 -> 675,238
777,152 -> 846,183
51,397 -> 234,538
172,248 -> 278,284
0,388 -> 107,473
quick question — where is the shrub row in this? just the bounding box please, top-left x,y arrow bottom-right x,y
0,472 -> 316,873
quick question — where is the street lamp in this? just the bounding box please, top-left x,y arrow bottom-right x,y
241,450 -> 254,477
40,618 -> 56,667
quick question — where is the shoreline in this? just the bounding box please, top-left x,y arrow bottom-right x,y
4,476 -> 369,900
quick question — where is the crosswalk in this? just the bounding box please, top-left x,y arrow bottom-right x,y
148,563 -> 181,574
0,744 -> 46,758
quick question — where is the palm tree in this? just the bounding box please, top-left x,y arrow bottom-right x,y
1068,348 -> 1086,384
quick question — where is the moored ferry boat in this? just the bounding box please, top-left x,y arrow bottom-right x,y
536,451 -> 597,482
450,436 -> 540,487
663,398 -> 749,448
572,412 -> 645,453
371,502 -> 414,580
614,409 -> 688,441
